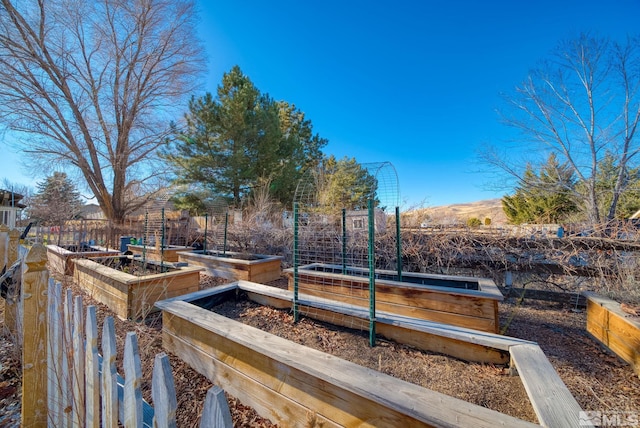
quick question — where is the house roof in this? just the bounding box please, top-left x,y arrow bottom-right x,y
0,189 -> 26,209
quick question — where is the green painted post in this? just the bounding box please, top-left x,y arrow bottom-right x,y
223,212 -> 228,255
342,208 -> 347,275
368,198 -> 376,347
203,213 -> 208,253
142,211 -> 148,267
396,206 -> 402,282
161,208 -> 165,272
293,203 -> 299,323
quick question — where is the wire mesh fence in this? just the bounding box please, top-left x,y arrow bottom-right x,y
292,161 -> 401,345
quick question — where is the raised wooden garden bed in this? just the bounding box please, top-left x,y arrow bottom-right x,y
73,257 -> 203,320
127,244 -> 193,262
584,292 -> 640,377
46,244 -> 119,275
156,281 -> 585,428
177,250 -> 282,282
285,263 -> 503,333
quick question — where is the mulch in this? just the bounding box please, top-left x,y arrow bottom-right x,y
1,274 -> 639,426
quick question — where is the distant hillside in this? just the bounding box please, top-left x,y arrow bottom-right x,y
405,198 -> 508,226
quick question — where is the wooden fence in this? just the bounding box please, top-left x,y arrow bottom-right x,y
1,231 -> 233,427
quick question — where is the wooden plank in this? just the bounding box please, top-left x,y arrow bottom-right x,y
85,306 -> 100,428
295,287 -> 497,332
163,329 -> 339,428
102,317 -> 119,427
72,295 -> 86,427
200,386 -> 233,428
155,282 -> 238,308
124,332 -> 143,427
585,293 -> 640,375
161,301 -> 538,428
152,353 -> 177,428
20,244 -> 49,427
47,279 -> 64,427
0,224 -> 8,269
241,280 -> 527,352
289,270 -> 501,332
74,259 -> 201,319
62,288 -> 73,428
509,344 -> 586,427
3,228 -> 20,337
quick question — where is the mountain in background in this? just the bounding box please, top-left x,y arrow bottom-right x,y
406,198 -> 507,226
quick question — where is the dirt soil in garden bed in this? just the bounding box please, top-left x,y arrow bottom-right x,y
1,274 -> 640,426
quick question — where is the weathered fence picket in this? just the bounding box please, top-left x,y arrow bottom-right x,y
0,235 -> 233,427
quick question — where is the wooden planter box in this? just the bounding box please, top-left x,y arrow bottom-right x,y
584,292 -> 640,377
127,244 -> 193,262
46,244 -> 119,276
285,263 -> 503,333
177,250 -> 282,283
73,257 -> 203,320
155,282 -> 584,428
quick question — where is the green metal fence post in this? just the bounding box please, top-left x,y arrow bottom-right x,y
203,213 -> 208,253
368,198 -> 376,347
161,208 -> 165,272
223,212 -> 228,255
143,211 -> 148,268
342,208 -> 347,275
293,203 -> 299,322
396,206 -> 402,282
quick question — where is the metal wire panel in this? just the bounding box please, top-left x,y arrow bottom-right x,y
292,160 -> 401,338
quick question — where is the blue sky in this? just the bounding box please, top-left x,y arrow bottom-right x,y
4,0 -> 640,208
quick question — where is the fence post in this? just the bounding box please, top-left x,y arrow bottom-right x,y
73,295 -> 85,427
152,353 -> 178,428
102,317 -> 118,427
4,228 -> 21,337
21,244 -> 49,427
85,306 -> 100,428
124,332 -> 143,427
200,386 -> 233,428
48,279 -> 66,426
0,223 -> 8,268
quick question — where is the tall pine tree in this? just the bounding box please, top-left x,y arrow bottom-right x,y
164,66 -> 326,208
502,153 -> 578,224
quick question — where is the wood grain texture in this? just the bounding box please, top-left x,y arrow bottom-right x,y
102,317 -> 119,427
47,279 -> 65,427
152,353 -> 178,428
161,300 -> 538,428
509,344 -> 586,427
85,305 -> 100,428
285,265 -> 501,333
73,258 -> 201,319
200,386 -> 233,428
240,280 -> 523,363
177,251 -> 282,282
72,295 -> 86,427
585,292 -> 640,376
124,332 -> 143,427
21,244 -> 49,427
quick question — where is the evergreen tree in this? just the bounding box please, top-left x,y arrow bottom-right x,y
502,154 -> 578,224
29,173 -> 83,244
317,156 -> 378,213
591,152 -> 640,219
164,66 -> 326,207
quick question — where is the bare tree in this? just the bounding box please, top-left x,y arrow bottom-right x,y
488,33 -> 640,224
0,0 -> 206,223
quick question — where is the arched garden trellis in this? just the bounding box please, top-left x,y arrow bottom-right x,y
200,197 -> 230,255
139,188 -> 173,269
292,161 -> 400,346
